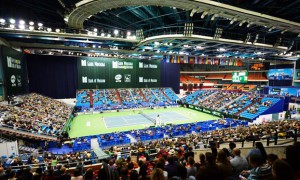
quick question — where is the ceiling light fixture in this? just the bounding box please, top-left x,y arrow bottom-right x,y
239,20 -> 246,26
230,17 -> 237,24
19,20 -> 25,25
0,18 -> 5,24
211,14 -> 218,21
9,19 -> 15,24
201,11 -> 208,19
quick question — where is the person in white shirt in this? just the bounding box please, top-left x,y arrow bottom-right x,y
229,148 -> 248,180
156,115 -> 161,126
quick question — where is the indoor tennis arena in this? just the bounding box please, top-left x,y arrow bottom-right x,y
0,0 -> 300,179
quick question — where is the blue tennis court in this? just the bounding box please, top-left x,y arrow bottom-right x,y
104,111 -> 189,128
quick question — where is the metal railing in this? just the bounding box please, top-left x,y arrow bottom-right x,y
0,125 -> 58,141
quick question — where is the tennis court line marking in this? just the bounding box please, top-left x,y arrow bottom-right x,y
122,116 -> 129,124
103,117 -> 108,130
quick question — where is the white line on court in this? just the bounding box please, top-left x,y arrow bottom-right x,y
122,116 -> 129,124
103,118 -> 108,129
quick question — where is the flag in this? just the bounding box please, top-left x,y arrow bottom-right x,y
177,56 -> 181,63
220,59 -> 224,65
205,57 -> 209,64
180,56 -> 184,63
237,59 -> 243,66
170,55 -> 174,63
195,57 -> 199,64
229,58 -> 233,66
214,58 -> 219,65
233,58 -> 237,66
165,55 -> 170,63
189,57 -> 195,64
184,55 -> 188,63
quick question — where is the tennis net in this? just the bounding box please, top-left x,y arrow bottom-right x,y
138,111 -> 156,124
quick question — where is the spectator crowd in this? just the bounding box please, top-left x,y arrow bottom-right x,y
0,93 -> 72,136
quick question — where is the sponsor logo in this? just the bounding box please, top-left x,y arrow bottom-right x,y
11,75 -> 16,87
195,107 -> 202,111
139,62 -> 158,69
213,111 -> 221,116
124,74 -> 131,83
96,79 -> 105,83
203,109 -> 211,114
139,77 -> 143,83
189,105 -> 194,109
139,62 -> 143,68
17,75 -> 22,86
82,76 -> 87,83
7,56 -> 21,69
112,61 -> 133,69
81,60 -> 87,66
112,61 -> 118,68
82,76 -> 105,84
11,75 -> 16,84
115,74 -> 122,82
138,77 -> 157,83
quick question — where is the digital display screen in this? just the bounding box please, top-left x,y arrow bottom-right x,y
232,71 -> 248,83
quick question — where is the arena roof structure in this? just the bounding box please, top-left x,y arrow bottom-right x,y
0,0 -> 300,61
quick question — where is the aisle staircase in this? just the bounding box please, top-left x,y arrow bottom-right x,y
235,98 -> 262,116
115,89 -> 122,104
139,89 -> 148,102
160,89 -> 171,102
90,138 -> 109,159
126,134 -> 137,143
218,94 -> 245,111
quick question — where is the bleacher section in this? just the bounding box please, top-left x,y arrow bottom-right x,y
75,90 -> 90,110
200,91 -> 241,110
130,88 -> 146,105
162,88 -> 179,102
0,93 -> 72,138
98,132 -> 130,147
183,90 -> 284,120
118,88 -> 136,108
239,97 -> 281,120
221,94 -> 259,115
183,90 -> 216,105
76,88 -> 179,111
93,89 -> 106,111
151,88 -> 169,105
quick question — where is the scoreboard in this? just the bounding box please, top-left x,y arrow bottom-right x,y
232,71 -> 248,83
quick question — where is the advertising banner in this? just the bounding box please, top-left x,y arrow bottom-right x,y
0,46 -> 26,96
186,104 -> 223,117
268,69 -> 293,80
268,87 -> 300,97
77,57 -> 160,89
